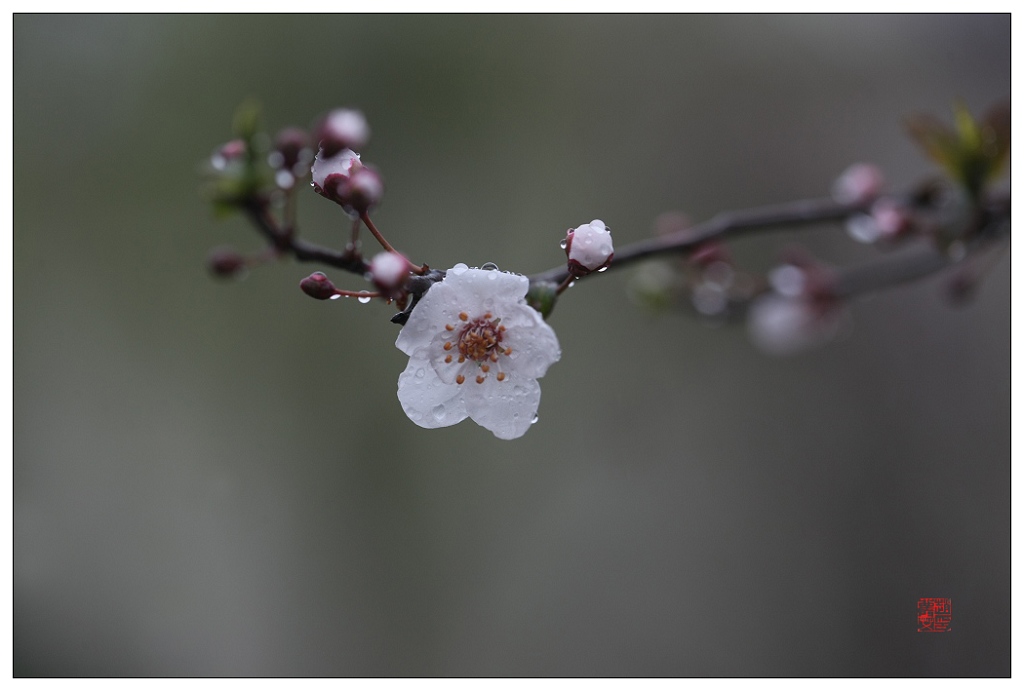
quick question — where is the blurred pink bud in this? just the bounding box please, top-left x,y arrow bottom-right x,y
870,198 -> 913,239
832,163 -> 885,205
564,219 -> 614,278
271,127 -> 310,172
338,166 -> 384,214
689,240 -> 731,268
207,247 -> 247,278
210,139 -> 247,170
300,272 -> 338,300
315,109 -> 370,157
747,294 -> 843,356
369,251 -> 411,292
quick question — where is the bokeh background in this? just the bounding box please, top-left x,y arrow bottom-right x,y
14,14 -> 1010,676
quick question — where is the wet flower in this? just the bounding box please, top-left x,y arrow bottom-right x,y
396,264 -> 561,440
564,219 -> 614,277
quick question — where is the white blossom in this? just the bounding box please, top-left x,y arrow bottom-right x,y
396,264 -> 561,440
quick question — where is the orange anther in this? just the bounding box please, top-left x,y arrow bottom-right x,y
456,374 -> 465,385
445,324 -> 454,331
443,342 -> 453,351
476,375 -> 485,384
459,312 -> 468,321
496,372 -> 506,382
445,355 -> 452,363
481,364 -> 490,373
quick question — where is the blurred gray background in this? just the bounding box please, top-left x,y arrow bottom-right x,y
14,14 -> 1009,676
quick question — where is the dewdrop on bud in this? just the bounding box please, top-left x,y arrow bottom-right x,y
338,166 -> 384,214
369,251 -> 410,292
564,219 -> 614,278
832,163 -> 884,205
315,109 -> 370,157
300,272 -> 338,300
311,148 -> 361,198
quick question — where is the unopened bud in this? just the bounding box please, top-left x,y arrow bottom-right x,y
210,139 -> 247,171
338,166 -> 384,214
315,109 -> 370,157
689,241 -> 730,268
300,272 -> 338,300
311,148 -> 361,198
369,251 -> 410,292
870,198 -> 913,239
272,127 -> 310,172
208,247 -> 247,278
564,219 -> 614,278
747,294 -> 843,356
832,163 -> 884,205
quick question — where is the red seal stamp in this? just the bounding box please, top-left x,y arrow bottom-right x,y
917,598 -> 952,632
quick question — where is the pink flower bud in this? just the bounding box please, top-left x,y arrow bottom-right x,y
689,240 -> 730,268
207,247 -> 246,278
300,272 -> 338,300
564,219 -> 614,278
338,166 -> 384,214
271,127 -> 310,172
832,163 -> 884,205
315,109 -> 370,157
870,198 -> 913,239
210,139 -> 247,171
369,251 -> 411,292
311,148 -> 361,198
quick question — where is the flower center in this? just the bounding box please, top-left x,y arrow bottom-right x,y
458,317 -> 502,361
442,312 -> 512,384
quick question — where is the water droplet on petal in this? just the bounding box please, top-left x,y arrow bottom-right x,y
481,262 -> 499,271
597,266 -> 609,273
531,414 -> 539,424
513,385 -> 526,396
329,294 -> 342,300
487,273 -> 497,280
559,240 -> 568,249
415,368 -> 425,379
358,295 -> 372,304
432,404 -> 446,421
450,263 -> 469,275
568,281 -> 576,288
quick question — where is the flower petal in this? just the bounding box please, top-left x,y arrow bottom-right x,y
500,304 -> 561,378
397,357 -> 468,429
442,268 -> 530,309
464,374 -> 541,440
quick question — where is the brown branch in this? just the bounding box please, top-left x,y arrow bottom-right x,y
242,197 -> 370,275
528,197 -> 869,285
